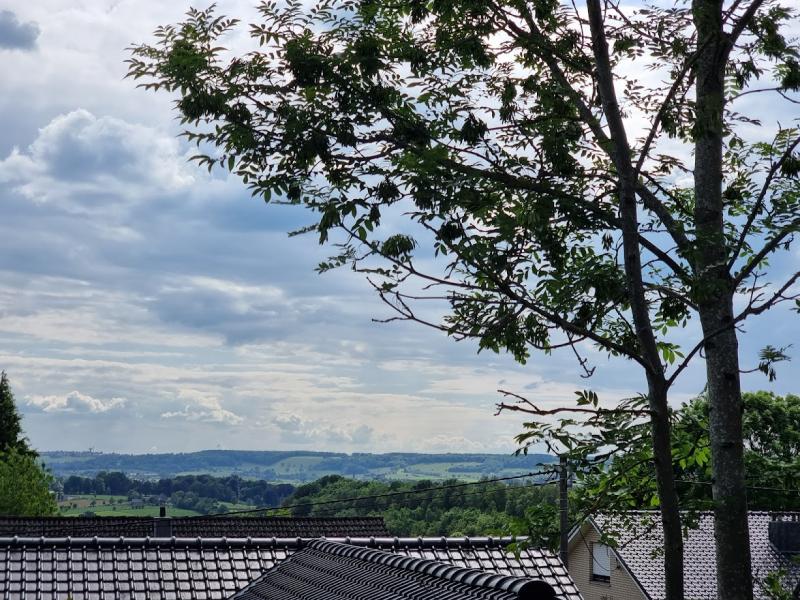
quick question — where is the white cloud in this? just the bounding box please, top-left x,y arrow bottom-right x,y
27,390 -> 125,413
273,413 -> 375,446
0,109 -> 195,207
160,389 -> 243,425
415,434 -> 507,453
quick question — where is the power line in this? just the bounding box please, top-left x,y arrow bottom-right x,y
50,472 -> 557,534
199,471 -> 556,519
50,477 -> 800,536
288,478 -> 561,518
676,479 -> 800,494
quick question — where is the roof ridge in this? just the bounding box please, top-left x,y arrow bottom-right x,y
182,516 -> 385,520
0,535 -> 532,548
0,516 -> 149,521
241,538 -> 556,600
0,515 -> 386,521
596,510 -> 800,516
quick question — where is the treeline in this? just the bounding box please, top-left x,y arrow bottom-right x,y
283,475 -> 560,539
44,450 -> 555,480
62,472 -> 295,510
48,450 -> 317,478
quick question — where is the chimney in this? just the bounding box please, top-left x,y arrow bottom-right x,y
153,506 -> 172,537
768,516 -> 800,554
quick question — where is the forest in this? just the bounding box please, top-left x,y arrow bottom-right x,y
61,472 -> 295,515
283,475 -> 560,540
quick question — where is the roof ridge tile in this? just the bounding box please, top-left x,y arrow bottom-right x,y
305,539 -> 552,598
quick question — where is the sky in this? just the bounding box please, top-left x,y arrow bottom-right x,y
0,1 -> 798,455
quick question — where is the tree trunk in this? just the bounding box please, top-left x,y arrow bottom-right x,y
692,1 -> 753,598
585,3 -> 686,597
699,299 -> 752,600
647,378 -> 685,600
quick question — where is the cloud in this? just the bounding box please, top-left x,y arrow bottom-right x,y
0,11 -> 39,51
415,435 -> 506,453
149,275 -> 376,345
160,389 -> 243,425
27,390 -> 125,413
153,276 -> 294,344
0,110 -> 194,202
274,413 -> 375,446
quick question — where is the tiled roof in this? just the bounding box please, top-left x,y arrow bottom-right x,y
231,539 -> 557,600
0,517 -> 152,537
0,516 -> 390,538
0,536 -> 583,600
585,511 -> 800,600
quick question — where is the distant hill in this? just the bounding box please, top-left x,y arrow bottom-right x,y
42,450 -> 556,483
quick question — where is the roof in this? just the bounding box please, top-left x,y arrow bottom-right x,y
0,536 -> 582,600
231,539 -> 557,600
572,511 -> 800,600
0,516 -> 390,538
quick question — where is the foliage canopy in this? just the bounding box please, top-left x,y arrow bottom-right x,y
0,371 -> 32,456
0,448 -> 57,517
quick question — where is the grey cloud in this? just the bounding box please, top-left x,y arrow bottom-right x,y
349,424 -> 374,445
151,278 -> 292,345
147,273 -> 376,346
0,11 -> 39,51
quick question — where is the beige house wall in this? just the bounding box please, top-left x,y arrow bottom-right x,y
568,522 -> 648,600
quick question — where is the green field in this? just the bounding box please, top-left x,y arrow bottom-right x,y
59,495 -> 200,517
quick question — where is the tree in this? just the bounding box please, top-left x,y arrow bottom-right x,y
673,391 -> 800,510
127,2 -> 800,598
0,373 -> 56,516
566,390 -> 800,518
559,391 -> 800,597
0,448 -> 57,516
0,371 -> 32,455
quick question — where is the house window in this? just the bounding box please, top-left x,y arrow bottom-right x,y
591,542 -> 611,582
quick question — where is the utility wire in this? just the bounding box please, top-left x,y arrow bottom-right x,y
200,471 -> 555,519
268,478 -> 560,518
43,477 -> 800,536
676,479 -> 800,494
46,472 -> 556,534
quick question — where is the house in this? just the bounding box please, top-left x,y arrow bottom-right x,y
0,535 -> 583,599
0,515 -> 390,538
567,511 -> 800,600
230,538 -> 559,600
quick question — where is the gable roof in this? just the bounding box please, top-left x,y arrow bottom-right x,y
230,539 -> 557,600
571,511 -> 800,600
0,516 -> 390,538
0,536 -> 582,600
